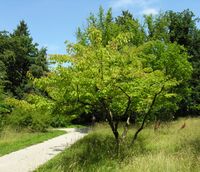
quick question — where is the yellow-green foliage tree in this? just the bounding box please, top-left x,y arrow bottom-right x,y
34,27 -> 192,145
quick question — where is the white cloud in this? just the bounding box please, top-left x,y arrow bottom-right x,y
110,0 -> 157,9
110,0 -> 159,16
142,8 -> 158,15
111,0 -> 137,9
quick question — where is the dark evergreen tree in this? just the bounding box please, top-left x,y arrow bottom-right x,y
0,20 -> 48,98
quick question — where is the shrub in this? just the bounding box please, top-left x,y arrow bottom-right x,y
6,98 -> 51,132
50,115 -> 71,128
8,107 -> 50,132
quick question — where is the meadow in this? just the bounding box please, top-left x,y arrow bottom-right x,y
36,118 -> 200,172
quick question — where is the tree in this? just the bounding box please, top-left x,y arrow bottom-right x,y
188,29 -> 200,114
77,6 -> 118,46
144,13 -> 169,42
116,10 -> 145,45
77,7 -> 145,47
0,20 -> 48,98
0,31 -> 10,86
0,58 -> 9,130
144,9 -> 200,116
166,10 -> 196,47
34,27 -> 192,146
0,60 -> 6,104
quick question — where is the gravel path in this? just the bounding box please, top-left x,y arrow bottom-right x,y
0,128 -> 88,172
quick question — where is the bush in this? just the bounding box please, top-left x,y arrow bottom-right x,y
8,108 -> 51,132
50,115 -> 71,128
30,110 -> 51,132
5,97 -> 51,132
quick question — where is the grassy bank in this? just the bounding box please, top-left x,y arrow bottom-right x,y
0,128 -> 66,156
36,118 -> 200,172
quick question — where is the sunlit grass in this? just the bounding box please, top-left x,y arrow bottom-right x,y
36,118 -> 200,172
0,128 -> 66,156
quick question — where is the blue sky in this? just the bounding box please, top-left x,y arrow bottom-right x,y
0,0 -> 200,54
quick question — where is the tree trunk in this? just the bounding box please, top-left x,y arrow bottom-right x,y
130,85 -> 164,146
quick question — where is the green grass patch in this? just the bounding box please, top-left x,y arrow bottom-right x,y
0,128 -> 66,156
36,118 -> 200,172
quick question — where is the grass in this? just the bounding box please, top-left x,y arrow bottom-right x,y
0,128 -> 66,156
36,117 -> 200,172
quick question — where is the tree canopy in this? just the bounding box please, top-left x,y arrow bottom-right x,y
33,26 -> 192,142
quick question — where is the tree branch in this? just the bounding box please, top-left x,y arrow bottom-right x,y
130,85 -> 165,145
101,99 -> 119,143
116,86 -> 132,139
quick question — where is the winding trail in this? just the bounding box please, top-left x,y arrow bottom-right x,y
0,128 -> 88,172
